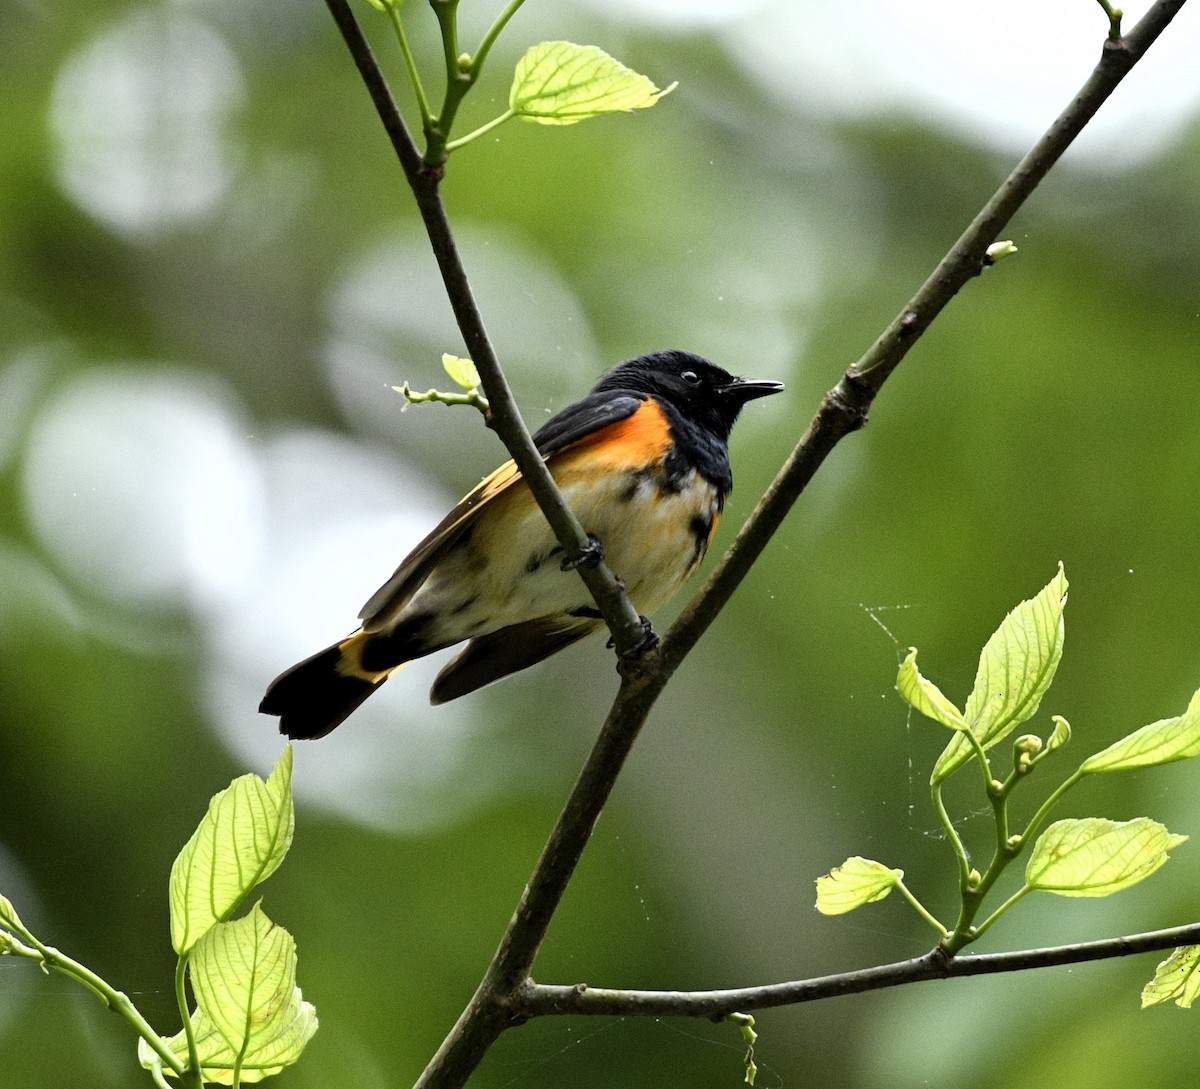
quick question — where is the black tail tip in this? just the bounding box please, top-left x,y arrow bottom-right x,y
260,644 -> 379,741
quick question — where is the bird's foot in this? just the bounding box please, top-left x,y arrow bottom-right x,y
609,615 -> 659,656
561,533 -> 605,571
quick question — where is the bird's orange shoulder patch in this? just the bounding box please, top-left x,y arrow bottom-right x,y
562,398 -> 672,471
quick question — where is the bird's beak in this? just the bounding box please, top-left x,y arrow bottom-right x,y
719,377 -> 785,402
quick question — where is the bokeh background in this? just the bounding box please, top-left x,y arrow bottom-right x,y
3,0 -> 1200,1086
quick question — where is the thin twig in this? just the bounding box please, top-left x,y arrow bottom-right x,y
5,928 -> 188,1076
412,671 -> 664,1089
321,0 -> 649,657
659,1 -> 1188,671
319,2 -> 1190,1087
407,3 -> 1188,1086
518,921 -> 1200,1019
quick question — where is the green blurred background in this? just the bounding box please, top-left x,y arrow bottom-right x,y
3,0 -> 1200,1086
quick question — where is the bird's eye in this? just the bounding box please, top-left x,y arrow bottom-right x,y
681,370 -> 700,385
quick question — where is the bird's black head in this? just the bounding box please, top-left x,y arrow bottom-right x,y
593,350 -> 784,439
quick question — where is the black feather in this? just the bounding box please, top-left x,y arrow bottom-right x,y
429,616 -> 598,705
259,644 -> 379,740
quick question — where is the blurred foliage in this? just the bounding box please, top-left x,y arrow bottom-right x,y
2,2 -> 1200,1088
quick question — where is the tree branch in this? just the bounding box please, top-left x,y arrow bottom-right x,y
519,922 -> 1200,1019
659,0 -> 1188,671
321,0 -> 649,656
320,2 -> 1192,1087
411,670 -> 665,1089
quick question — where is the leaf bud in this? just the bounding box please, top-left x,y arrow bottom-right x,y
1014,734 -> 1042,774
984,240 -> 1018,264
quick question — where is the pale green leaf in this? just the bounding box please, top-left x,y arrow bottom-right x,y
1142,945 -> 1200,1009
192,903 -> 299,1056
510,42 -> 674,126
138,997 -> 317,1084
441,353 -> 481,390
0,901 -> 15,954
136,1037 -> 165,1076
0,892 -> 23,934
0,893 -> 21,953
727,1013 -> 757,1086
1081,688 -> 1200,775
897,648 -> 967,730
816,856 -> 903,915
169,748 -> 294,954
1026,817 -> 1186,897
1046,715 -> 1072,754
933,564 -> 1068,783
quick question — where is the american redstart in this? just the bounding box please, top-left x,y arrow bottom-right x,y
260,350 -> 783,739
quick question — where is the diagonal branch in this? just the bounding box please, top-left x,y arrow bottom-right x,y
320,2 -> 1191,1088
519,921 -> 1200,1019
660,0 -> 1188,669
322,0 -> 648,656
407,3 -> 1189,1087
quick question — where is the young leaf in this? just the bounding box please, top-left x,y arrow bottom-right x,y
0,892 -> 23,933
441,353 -> 481,390
1026,817 -> 1186,897
897,648 -> 967,729
169,748 -> 295,955
0,893 -> 26,954
510,42 -> 674,126
1080,688 -> 1200,775
816,857 -> 903,915
191,903 -> 313,1067
138,996 -> 317,1085
1141,945 -> 1200,1009
1046,715 -> 1072,754
933,564 -> 1068,783
726,1013 -> 758,1086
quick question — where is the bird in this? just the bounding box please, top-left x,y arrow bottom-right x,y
260,349 -> 783,739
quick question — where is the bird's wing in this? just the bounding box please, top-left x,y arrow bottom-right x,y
428,614 -> 602,704
358,392 -> 647,628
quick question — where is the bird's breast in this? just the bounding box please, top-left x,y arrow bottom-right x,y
468,455 -> 723,617
398,448 -> 725,647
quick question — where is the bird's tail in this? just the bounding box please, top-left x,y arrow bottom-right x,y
259,631 -> 406,740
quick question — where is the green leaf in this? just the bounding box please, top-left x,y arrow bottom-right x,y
190,903 -> 313,1067
932,564 -> 1068,784
169,748 -> 295,955
138,995 -> 317,1084
0,892 -> 23,933
1081,688 -> 1200,775
1026,817 -> 1186,897
726,1013 -> 758,1086
896,648 -> 967,730
0,893 -> 22,953
441,353 -> 481,390
816,856 -> 903,915
1046,714 -> 1072,754
1142,945 -> 1200,1009
510,42 -> 675,126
